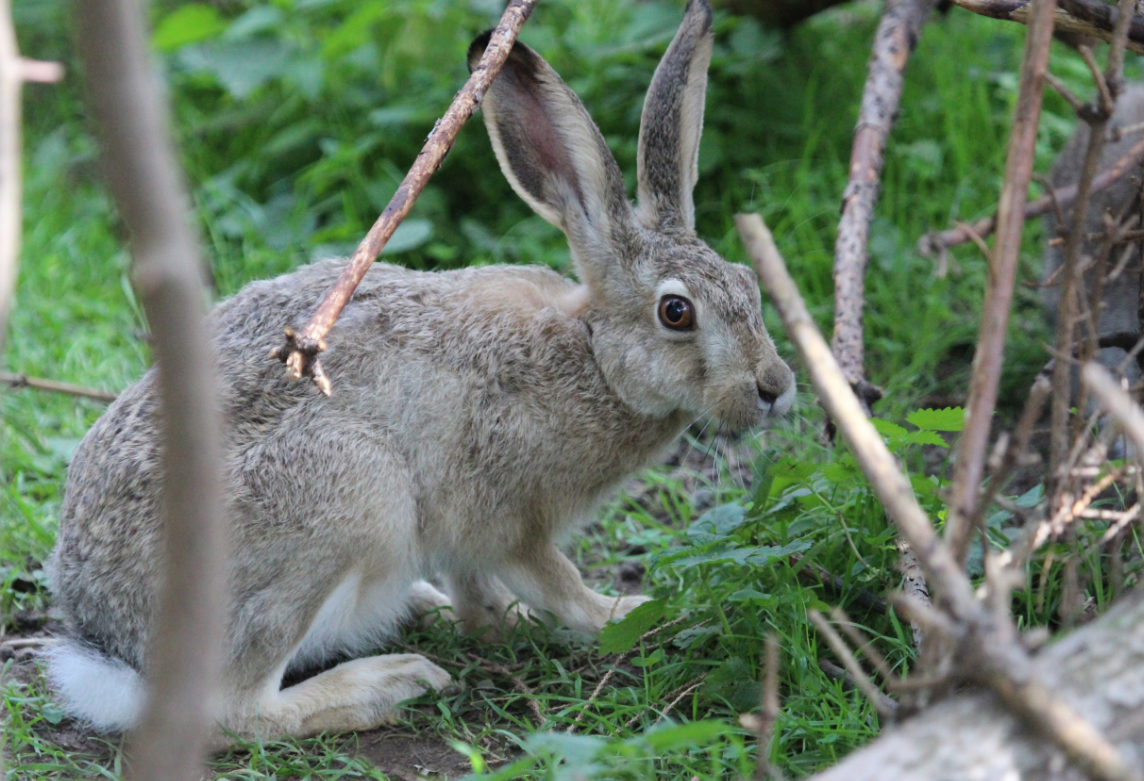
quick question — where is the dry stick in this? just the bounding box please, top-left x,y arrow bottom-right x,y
808,610 -> 896,718
918,135 -> 1144,254
949,0 -> 1144,53
831,0 -> 937,411
944,0 -> 1057,567
736,212 -> 1141,781
1085,362 -> 1144,455
1051,0 -> 1137,502
74,3 -> 226,781
0,0 -> 19,355
0,371 -> 117,402
752,635 -> 781,781
274,0 -> 538,395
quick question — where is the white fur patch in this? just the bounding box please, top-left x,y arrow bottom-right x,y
45,640 -> 145,732
287,570 -> 416,674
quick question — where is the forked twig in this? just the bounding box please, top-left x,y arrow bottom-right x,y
273,0 -> 539,395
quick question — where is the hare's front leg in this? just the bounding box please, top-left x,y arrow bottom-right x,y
223,653 -> 452,743
498,544 -> 649,635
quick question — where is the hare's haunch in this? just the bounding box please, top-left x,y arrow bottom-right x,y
47,0 -> 794,744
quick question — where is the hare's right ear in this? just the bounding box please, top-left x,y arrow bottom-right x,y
635,0 -> 714,233
469,33 -> 634,287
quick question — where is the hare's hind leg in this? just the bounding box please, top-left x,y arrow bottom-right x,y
224,653 -> 451,741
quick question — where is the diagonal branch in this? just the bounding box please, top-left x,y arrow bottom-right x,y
273,0 -> 539,395
943,0 -> 1058,565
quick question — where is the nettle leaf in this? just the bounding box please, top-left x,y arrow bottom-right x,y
153,4 -> 227,52
598,599 -> 666,655
871,419 -> 908,441
687,503 -> 747,543
904,430 -> 948,447
908,407 -> 966,432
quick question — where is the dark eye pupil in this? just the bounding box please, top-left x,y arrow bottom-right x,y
665,299 -> 687,323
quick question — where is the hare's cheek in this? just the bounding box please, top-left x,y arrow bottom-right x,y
710,387 -> 762,435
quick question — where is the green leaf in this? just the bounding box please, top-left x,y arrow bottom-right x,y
907,407 -> 966,432
904,430 -> 948,447
153,4 -> 226,52
598,599 -> 666,655
382,219 -> 433,255
870,419 -> 908,440
687,503 -> 746,543
639,720 -> 727,750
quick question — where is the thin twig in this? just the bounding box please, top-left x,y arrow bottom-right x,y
753,635 -> 781,781
75,3 -> 227,780
944,0 -> 1057,566
918,136 -> 1144,254
809,610 -> 897,718
0,371 -> 117,402
273,0 -> 539,395
0,0 -> 20,354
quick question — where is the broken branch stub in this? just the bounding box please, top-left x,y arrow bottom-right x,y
831,0 -> 938,408
273,0 -> 539,395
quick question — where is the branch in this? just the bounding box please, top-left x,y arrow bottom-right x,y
0,0 -> 20,355
949,0 -> 1144,53
273,0 -> 539,395
918,136 -> 1144,254
831,0 -> 938,405
74,3 -> 226,781
0,371 -> 117,402
736,212 -> 1140,781
943,0 -> 1057,565
1084,362 -> 1144,455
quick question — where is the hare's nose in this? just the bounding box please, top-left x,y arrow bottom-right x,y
757,385 -> 778,407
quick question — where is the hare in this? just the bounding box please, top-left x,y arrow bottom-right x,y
1044,84 -> 1144,388
46,0 -> 794,744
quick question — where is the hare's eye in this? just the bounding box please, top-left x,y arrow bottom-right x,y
658,295 -> 694,330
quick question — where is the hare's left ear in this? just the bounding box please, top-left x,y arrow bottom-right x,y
635,0 -> 714,233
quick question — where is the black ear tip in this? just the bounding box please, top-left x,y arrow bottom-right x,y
468,30 -> 495,73
685,0 -> 713,28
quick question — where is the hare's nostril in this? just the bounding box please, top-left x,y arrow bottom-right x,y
757,385 -> 778,406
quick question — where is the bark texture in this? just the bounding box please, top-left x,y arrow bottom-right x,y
809,590 -> 1144,781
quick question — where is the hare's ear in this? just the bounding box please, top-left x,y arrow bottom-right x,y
635,0 -> 713,233
469,33 -> 634,286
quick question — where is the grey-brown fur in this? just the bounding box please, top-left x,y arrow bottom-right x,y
47,0 -> 794,744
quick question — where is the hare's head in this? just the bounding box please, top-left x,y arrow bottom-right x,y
469,0 -> 794,434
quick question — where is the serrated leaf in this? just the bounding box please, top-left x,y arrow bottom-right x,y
153,4 -> 226,52
904,430 -> 948,447
907,407 -> 965,432
598,599 -> 666,655
871,418 -> 908,440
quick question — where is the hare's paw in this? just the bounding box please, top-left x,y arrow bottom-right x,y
406,580 -> 456,629
609,594 -> 652,622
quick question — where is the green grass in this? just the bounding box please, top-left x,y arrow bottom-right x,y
4,0 -> 1142,778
